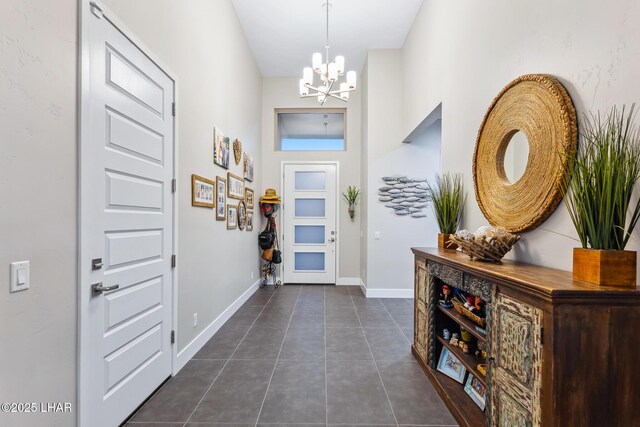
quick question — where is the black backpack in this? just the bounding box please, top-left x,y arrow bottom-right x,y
258,218 -> 276,250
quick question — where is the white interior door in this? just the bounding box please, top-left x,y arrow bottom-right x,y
283,163 -> 337,284
80,3 -> 175,426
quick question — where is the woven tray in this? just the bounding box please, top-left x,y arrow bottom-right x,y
453,300 -> 487,328
449,233 -> 520,262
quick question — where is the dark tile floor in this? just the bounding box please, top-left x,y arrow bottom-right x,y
126,285 -> 457,427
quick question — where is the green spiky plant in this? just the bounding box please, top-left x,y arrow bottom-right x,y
343,186 -> 360,219
426,173 -> 466,234
562,104 -> 640,250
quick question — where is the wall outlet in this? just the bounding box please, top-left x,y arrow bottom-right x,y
374,231 -> 381,239
193,313 -> 198,328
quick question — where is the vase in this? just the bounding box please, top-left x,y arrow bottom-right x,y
348,205 -> 355,220
438,233 -> 458,250
573,248 -> 637,288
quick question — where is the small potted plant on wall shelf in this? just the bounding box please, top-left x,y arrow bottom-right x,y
563,104 -> 640,288
426,173 -> 466,250
343,186 -> 360,220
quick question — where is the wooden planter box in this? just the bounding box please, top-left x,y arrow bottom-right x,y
573,248 -> 637,288
438,233 -> 458,250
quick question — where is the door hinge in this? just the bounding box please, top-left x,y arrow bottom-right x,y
90,2 -> 104,18
171,254 -> 176,268
540,327 -> 544,345
170,330 -> 175,344
171,178 -> 177,193
172,102 -> 176,116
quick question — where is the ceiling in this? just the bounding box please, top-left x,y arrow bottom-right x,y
231,0 -> 424,77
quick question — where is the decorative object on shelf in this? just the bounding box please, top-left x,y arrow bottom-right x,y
473,74 -> 577,233
246,211 -> 254,231
215,176 -> 227,220
437,347 -> 467,384
213,127 -> 230,169
227,205 -> 237,229
452,289 -> 487,328
449,332 -> 460,347
477,363 -> 487,376
458,340 -> 471,354
438,284 -> 453,308
449,225 -> 520,262
191,174 -> 215,208
233,139 -> 242,165
245,188 -> 254,209
342,185 -> 360,220
442,329 -> 451,340
378,175 -> 429,218
562,105 -> 640,288
243,152 -> 254,182
298,2 -> 356,104
227,172 -> 245,200
460,327 -> 473,342
464,374 -> 486,411
426,173 -> 466,250
237,201 -> 247,230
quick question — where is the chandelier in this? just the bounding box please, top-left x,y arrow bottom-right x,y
298,2 -> 357,105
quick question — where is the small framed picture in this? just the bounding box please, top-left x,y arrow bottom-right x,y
237,201 -> 247,230
216,176 -> 226,220
245,188 -> 254,209
213,127 -> 230,169
464,373 -> 486,411
191,174 -> 215,208
243,152 -> 254,182
246,211 -> 254,231
437,347 -> 467,384
227,205 -> 237,229
227,171 -> 245,200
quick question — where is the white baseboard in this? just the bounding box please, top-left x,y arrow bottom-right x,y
360,280 -> 414,298
174,279 -> 261,374
359,278 -> 367,296
337,276 -> 361,286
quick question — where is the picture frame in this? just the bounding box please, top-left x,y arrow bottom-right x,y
227,205 -> 237,229
216,176 -> 227,220
245,188 -> 254,209
237,201 -> 247,230
246,211 -> 254,231
464,373 -> 486,411
213,126 -> 230,169
243,152 -> 254,182
191,174 -> 215,208
227,171 -> 245,200
437,347 -> 467,384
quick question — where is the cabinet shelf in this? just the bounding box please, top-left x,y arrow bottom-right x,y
437,305 -> 487,343
437,336 -> 487,387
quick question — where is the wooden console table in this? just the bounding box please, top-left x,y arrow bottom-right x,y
412,247 -> 640,427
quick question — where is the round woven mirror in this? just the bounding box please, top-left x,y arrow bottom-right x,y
473,74 -> 577,233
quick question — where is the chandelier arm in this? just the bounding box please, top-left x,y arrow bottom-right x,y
328,87 -> 356,95
327,93 -> 348,102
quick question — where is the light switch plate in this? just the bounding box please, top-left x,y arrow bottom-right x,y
10,261 -> 30,293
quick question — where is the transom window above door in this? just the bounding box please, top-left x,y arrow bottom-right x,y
276,109 -> 346,151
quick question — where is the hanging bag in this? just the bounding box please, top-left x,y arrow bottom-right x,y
271,218 -> 282,264
258,218 -> 276,250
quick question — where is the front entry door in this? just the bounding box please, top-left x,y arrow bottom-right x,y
283,163 -> 337,284
80,3 -> 175,426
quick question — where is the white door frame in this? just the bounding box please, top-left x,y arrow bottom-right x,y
78,1 -> 180,425
280,161 -> 340,284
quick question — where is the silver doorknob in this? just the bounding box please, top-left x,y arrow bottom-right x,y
92,282 -> 120,296
328,238 -> 336,243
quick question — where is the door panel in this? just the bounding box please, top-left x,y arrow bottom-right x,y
490,292 -> 543,427
283,164 -> 337,284
81,4 -> 174,426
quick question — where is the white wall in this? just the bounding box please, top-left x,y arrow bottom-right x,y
0,1 -> 77,426
402,0 -> 640,272
361,50 -> 440,294
1,1 -> 262,426
261,77 -> 362,281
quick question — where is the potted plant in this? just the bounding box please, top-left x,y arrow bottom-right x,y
343,185 -> 360,220
563,105 -> 640,287
426,173 -> 466,250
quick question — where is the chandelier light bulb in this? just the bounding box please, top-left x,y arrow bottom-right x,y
303,67 -> 313,85
335,56 -> 345,74
340,82 -> 349,100
346,71 -> 357,89
328,62 -> 338,82
299,79 -> 309,96
312,53 -> 322,71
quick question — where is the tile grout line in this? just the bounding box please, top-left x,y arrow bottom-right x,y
350,291 -> 400,427
379,301 -> 413,346
182,287 -> 280,427
253,285 -> 303,426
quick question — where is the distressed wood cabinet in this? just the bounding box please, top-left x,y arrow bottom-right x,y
412,248 -> 640,427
